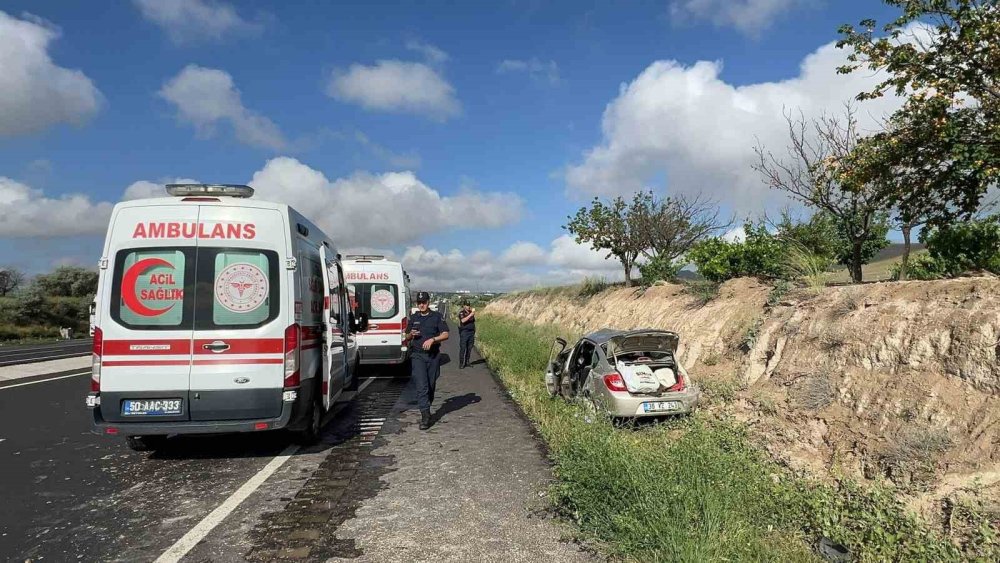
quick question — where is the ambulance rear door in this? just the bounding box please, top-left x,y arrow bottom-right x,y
98,204 -> 198,423
187,205 -> 287,421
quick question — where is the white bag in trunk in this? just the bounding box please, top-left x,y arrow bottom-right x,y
653,367 -> 677,388
616,362 -> 661,393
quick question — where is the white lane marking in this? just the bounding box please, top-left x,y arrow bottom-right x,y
0,352 -> 90,367
154,376 -> 376,563
154,444 -> 300,563
0,371 -> 89,390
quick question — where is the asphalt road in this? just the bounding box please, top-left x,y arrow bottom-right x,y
0,367 -> 409,562
0,338 -> 92,367
0,306 -> 444,562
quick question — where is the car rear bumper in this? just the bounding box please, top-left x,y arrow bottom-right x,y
89,391 -> 298,436
602,385 -> 701,417
359,344 -> 409,365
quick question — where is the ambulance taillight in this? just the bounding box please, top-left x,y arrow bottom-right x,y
91,327 -> 103,392
284,323 -> 300,388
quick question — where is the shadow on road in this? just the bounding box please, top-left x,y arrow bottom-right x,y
434,392 -> 481,423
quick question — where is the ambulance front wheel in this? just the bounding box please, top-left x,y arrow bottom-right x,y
125,435 -> 167,452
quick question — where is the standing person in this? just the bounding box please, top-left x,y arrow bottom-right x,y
408,291 -> 449,430
457,301 -> 476,369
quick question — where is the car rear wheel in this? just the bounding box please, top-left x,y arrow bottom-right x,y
125,435 -> 167,452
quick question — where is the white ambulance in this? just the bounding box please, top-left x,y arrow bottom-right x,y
342,256 -> 411,367
86,184 -> 368,451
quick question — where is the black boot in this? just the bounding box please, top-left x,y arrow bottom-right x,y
419,409 -> 431,430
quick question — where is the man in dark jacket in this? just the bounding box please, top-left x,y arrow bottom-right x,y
408,291 -> 449,430
457,301 -> 476,369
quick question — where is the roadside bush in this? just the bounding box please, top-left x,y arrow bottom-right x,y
638,255 -> 682,284
922,216 -> 1000,276
577,276 -> 610,298
688,223 -> 785,282
889,253 -> 945,281
0,323 -> 60,341
682,280 -> 720,305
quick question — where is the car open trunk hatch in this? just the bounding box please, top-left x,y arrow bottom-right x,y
606,330 -> 679,357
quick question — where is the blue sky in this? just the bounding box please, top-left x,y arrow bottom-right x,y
0,0 -> 903,290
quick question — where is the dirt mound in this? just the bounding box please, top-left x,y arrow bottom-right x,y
486,277 -> 1000,529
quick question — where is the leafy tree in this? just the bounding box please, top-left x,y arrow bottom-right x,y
754,108 -> 891,283
921,214 -> 1000,275
0,267 -> 25,297
565,193 -> 651,286
638,255 -> 683,284
635,193 -> 730,265
34,266 -> 98,298
837,1 -> 1000,223
687,222 -> 786,282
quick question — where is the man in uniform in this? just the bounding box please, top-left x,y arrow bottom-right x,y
408,291 -> 449,430
457,301 -> 476,369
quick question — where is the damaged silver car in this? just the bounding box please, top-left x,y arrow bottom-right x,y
545,329 -> 700,418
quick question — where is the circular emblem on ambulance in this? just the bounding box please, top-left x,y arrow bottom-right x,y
215,263 -> 268,313
371,289 -> 395,314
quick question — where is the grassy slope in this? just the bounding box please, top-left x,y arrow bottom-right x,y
477,313 -> 968,562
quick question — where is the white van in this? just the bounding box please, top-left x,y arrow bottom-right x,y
86,184 -> 368,451
342,256 -> 411,367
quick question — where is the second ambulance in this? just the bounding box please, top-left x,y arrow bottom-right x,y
342,256 -> 412,368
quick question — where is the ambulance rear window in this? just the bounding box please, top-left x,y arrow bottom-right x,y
195,248 -> 279,329
347,283 -> 399,319
110,247 -> 279,330
111,248 -> 193,329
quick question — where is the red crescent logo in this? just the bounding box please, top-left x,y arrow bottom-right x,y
122,258 -> 176,317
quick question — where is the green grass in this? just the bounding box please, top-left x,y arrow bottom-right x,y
477,313 -> 976,562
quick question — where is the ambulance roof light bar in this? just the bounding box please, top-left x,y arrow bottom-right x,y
344,254 -> 385,261
165,184 -> 255,198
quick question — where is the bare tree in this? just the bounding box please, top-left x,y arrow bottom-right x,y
0,267 -> 25,297
753,106 -> 890,283
634,192 -> 731,263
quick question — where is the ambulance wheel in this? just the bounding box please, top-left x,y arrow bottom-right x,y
126,435 -> 166,452
399,358 -> 412,379
345,357 -> 360,391
293,390 -> 323,445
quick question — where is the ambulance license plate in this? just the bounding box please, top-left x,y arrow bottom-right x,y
122,399 -> 183,416
643,401 -> 681,413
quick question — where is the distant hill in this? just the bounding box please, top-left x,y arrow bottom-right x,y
825,243 -> 928,283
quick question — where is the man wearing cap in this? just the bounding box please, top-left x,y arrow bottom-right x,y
457,301 -> 476,369
408,291 -> 449,430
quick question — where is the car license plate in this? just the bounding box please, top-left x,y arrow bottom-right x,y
643,401 -> 681,413
122,399 -> 183,416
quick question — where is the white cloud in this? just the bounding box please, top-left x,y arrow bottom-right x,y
499,241 -> 548,266
406,40 -> 449,64
122,178 -> 199,200
353,131 -> 421,169
399,235 -> 624,292
0,11 -> 101,137
496,58 -> 560,84
134,0 -> 263,44
159,65 -> 286,150
669,0 -> 808,37
249,157 -> 521,247
0,177 -> 113,238
564,39 -> 905,212
326,60 -> 461,121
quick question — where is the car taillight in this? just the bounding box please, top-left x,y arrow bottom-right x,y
401,317 -> 408,340
284,323 -> 300,388
91,327 -> 102,392
603,373 -> 627,392
667,373 -> 686,392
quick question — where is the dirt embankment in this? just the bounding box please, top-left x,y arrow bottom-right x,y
486,277 -> 1000,527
